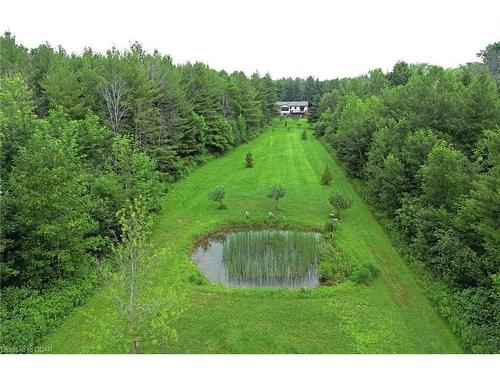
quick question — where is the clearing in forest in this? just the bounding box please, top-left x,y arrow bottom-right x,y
43,119 -> 462,353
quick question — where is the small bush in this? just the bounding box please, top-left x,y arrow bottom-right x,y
188,272 -> 207,286
328,192 -> 353,218
301,130 -> 307,140
267,182 -> 286,209
318,240 -> 351,284
245,151 -> 254,168
324,221 -> 335,234
320,167 -> 333,185
0,270 -> 99,352
365,263 -> 380,278
209,186 -> 226,209
351,263 -> 379,285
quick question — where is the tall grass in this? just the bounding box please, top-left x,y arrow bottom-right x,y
221,230 -> 321,288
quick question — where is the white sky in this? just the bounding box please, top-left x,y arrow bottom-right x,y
1,0 -> 499,80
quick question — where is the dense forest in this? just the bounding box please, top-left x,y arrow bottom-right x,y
314,44 -> 500,352
0,32 -> 498,353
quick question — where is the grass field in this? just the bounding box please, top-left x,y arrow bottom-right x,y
43,119 -> 463,353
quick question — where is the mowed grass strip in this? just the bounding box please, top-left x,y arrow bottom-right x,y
43,119 -> 462,353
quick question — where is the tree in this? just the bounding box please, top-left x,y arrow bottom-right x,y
459,72 -> 499,154
328,192 -> 353,219
245,151 -> 254,168
209,186 -> 226,209
267,182 -> 286,209
4,125 -> 97,286
0,32 -> 30,78
251,72 -> 277,125
367,68 -> 389,95
0,76 -> 36,176
388,60 -> 411,86
301,129 -> 307,140
42,57 -> 89,119
458,129 -> 500,280
107,198 -> 184,353
204,116 -> 235,154
376,154 -> 406,214
477,41 -> 500,82
314,108 -> 334,138
104,136 -> 164,212
320,166 -> 333,185
332,94 -> 378,176
100,70 -> 129,135
419,142 -> 471,210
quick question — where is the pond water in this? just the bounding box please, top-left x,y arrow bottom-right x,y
191,229 -> 322,288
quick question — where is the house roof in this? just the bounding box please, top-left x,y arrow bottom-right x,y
276,101 -> 308,107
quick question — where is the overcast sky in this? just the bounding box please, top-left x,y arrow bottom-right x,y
1,0 -> 499,79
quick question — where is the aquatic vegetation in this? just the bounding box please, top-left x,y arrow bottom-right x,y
192,230 -> 322,288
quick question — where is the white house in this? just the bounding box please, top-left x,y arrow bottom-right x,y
276,101 -> 308,117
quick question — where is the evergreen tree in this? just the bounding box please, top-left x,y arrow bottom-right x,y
320,166 -> 333,185
245,151 -> 254,168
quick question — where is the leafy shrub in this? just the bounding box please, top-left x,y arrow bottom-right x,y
323,221 -> 335,234
188,272 -> 207,286
320,166 -> 333,185
351,263 -> 380,285
0,269 -> 99,353
429,284 -> 499,353
301,130 -> 307,140
318,240 -> 351,284
208,186 -> 226,209
328,192 -> 353,218
267,182 -> 286,209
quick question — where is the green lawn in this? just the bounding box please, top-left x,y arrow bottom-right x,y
43,119 -> 462,353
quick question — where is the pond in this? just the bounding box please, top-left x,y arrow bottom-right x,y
191,229 -> 322,288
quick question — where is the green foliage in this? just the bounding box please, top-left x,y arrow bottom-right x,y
332,94 -> 378,176
0,32 -> 30,78
318,240 -> 351,284
301,129 -> 307,140
314,108 -> 334,138
4,125 -> 97,287
106,198 -> 185,352
43,124 -> 462,354
388,60 -> 411,86
351,263 -> 379,285
320,166 -> 333,185
42,57 -> 89,119
267,182 -> 286,209
328,192 -> 353,219
209,186 -> 226,209
315,55 -> 499,351
419,142 -> 471,210
0,76 -> 36,174
477,41 -> 500,82
0,269 -> 99,352
245,151 -> 254,168
187,272 -> 207,286
222,230 -> 321,287
2,31 -> 498,353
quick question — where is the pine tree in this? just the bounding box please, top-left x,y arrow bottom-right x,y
245,151 -> 254,168
320,166 -> 332,185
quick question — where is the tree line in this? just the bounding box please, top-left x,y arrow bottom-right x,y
312,42 -> 499,353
